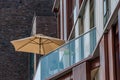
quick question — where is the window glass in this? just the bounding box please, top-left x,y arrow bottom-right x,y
103,0 -> 109,26
103,0 -> 107,15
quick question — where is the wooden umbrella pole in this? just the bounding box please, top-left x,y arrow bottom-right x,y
39,38 -> 41,55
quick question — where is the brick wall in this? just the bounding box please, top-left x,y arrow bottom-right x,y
0,0 -> 56,80
0,8 -> 33,80
36,16 -> 57,37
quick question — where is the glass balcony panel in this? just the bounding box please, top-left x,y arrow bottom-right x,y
34,28 -> 96,80
70,40 -> 75,65
83,33 -> 90,58
79,36 -> 84,60
74,38 -> 81,63
58,44 -> 70,70
41,50 -> 59,80
90,28 -> 96,53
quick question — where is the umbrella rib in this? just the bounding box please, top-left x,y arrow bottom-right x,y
17,38 -> 36,51
30,42 -> 39,45
43,42 -> 51,44
48,43 -> 54,50
39,38 -> 41,55
29,39 -> 44,45
42,39 -> 49,43
47,39 -> 61,46
29,39 -> 39,45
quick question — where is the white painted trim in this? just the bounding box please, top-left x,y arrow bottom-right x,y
64,0 -> 67,40
60,0 -> 63,39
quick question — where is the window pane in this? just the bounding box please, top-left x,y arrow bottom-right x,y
103,0 -> 109,25
104,0 -> 107,15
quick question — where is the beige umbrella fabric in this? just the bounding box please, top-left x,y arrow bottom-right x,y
11,34 -> 65,55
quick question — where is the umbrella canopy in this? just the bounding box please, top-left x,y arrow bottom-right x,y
11,34 -> 65,55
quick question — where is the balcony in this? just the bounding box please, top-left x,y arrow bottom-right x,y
34,27 -> 96,80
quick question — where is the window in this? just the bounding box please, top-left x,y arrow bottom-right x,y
103,0 -> 109,26
90,0 -> 95,28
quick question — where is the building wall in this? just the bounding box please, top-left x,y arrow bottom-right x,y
110,0 -> 119,14
0,2 -> 34,80
95,0 -> 104,42
48,13 -> 119,80
0,0 -> 56,80
36,16 -> 57,37
55,0 -> 119,41
49,0 -> 120,80
95,0 -> 119,42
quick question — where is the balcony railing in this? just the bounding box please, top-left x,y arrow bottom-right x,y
34,27 -> 96,80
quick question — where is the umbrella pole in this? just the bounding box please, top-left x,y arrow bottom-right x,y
39,38 -> 44,58
39,38 -> 41,55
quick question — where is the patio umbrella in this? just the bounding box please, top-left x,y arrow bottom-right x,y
11,34 -> 65,55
